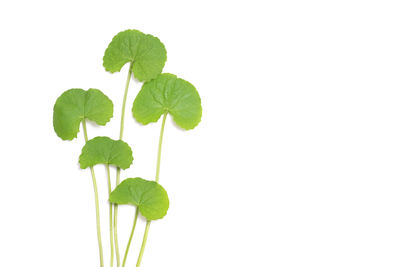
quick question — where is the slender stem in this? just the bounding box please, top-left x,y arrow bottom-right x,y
136,113 -> 168,267
136,221 -> 151,267
114,62 -> 133,267
155,112 -> 168,183
82,120 -> 104,267
119,62 -> 133,140
82,119 -> 89,142
113,202 -> 120,267
122,209 -> 139,267
90,167 -> 105,267
106,165 -> 114,267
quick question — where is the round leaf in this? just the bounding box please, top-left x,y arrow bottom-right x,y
103,29 -> 167,82
132,73 -> 202,130
53,89 -> 113,140
109,178 -> 169,220
79,136 -> 133,169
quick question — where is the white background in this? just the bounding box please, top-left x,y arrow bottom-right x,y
0,0 -> 400,266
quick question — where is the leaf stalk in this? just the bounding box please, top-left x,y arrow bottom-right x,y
114,61 -> 134,267
136,221 -> 151,267
122,208 -> 139,267
106,164 -> 114,267
136,112 -> 168,267
82,119 -> 105,267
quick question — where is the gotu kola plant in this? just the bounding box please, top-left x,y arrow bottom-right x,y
53,88 -> 114,266
127,72 -> 202,266
103,29 -> 167,267
109,178 -> 169,267
52,29 -> 201,267
79,136 -> 133,267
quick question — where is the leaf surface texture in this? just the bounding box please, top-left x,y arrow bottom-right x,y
109,178 -> 169,220
79,136 -> 133,169
132,73 -> 202,130
53,89 -> 113,140
103,29 -> 167,82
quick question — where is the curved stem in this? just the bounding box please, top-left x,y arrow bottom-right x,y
114,62 -> 133,267
136,113 -> 168,267
136,221 -> 151,267
155,112 -> 168,183
122,208 -> 139,267
82,120 -> 104,267
119,62 -> 133,140
106,165 -> 114,267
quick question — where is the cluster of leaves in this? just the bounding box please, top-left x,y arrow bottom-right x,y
53,29 -> 202,267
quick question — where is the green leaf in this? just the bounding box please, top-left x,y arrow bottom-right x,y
132,73 -> 202,130
109,178 -> 169,220
103,29 -> 167,82
53,89 -> 113,140
79,136 -> 133,169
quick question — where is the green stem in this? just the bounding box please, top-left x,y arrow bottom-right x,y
122,209 -> 139,267
155,112 -> 168,183
106,165 -> 114,267
136,112 -> 168,267
136,221 -> 151,267
82,120 -> 104,267
114,62 -> 133,267
119,62 -> 133,140
113,202 -> 120,267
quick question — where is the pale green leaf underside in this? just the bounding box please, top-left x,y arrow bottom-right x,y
132,73 -> 202,130
109,178 -> 169,220
103,29 -> 167,82
53,89 -> 113,140
79,136 -> 133,169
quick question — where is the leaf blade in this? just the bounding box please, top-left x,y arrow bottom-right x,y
79,136 -> 133,169
53,89 -> 113,140
132,73 -> 202,130
109,178 -> 169,220
103,29 -> 167,82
